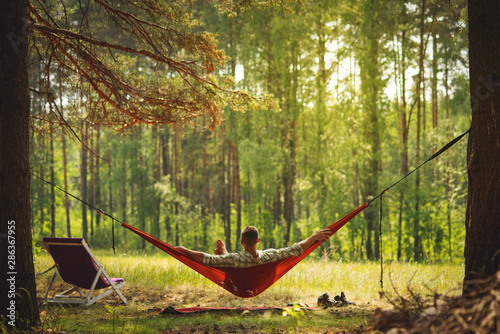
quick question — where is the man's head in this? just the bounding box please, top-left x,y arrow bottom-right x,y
241,225 -> 260,247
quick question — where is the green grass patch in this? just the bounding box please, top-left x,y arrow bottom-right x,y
35,251 -> 464,333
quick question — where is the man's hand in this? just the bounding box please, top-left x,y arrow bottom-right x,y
299,229 -> 333,251
311,229 -> 333,242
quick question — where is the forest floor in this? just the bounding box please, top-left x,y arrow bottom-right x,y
33,252 -> 464,333
35,283 -> 383,333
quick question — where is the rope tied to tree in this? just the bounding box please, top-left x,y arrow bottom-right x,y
31,172 -> 121,253
367,127 -> 470,291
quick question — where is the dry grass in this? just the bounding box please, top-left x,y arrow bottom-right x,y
374,270 -> 500,333
34,251 -> 465,333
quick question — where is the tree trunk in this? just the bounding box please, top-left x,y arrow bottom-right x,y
224,144 -> 232,252
232,143 -> 242,251
39,137 -> 46,234
62,133 -> 71,237
161,130 -> 172,243
50,123 -> 56,237
81,122 -> 89,240
272,174 -> 282,249
89,128 -> 94,237
413,0 -> 426,262
121,160 -> 127,239
95,126 -> 101,227
0,0 -> 40,328
152,126 -> 161,239
397,21 -> 409,260
464,0 -> 500,288
60,69 -> 71,238
358,0 -> 383,260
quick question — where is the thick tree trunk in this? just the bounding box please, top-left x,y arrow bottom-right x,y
0,0 -> 40,328
464,0 -> 500,288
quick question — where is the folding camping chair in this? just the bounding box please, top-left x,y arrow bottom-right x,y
42,237 -> 127,306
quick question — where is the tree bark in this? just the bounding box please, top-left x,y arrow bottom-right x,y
0,0 -> 40,328
413,0 -> 426,262
95,126 -> 101,227
464,0 -> 500,288
49,123 -> 56,237
232,143 -> 242,251
62,133 -> 71,237
152,125 -> 161,239
81,122 -> 89,240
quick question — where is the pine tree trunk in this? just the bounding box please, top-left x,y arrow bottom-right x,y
397,5 -> 410,260
62,133 -> 72,237
89,128 -> 94,237
224,144 -> 232,252
81,122 -> 89,240
152,126 -> 161,239
121,160 -> 127,239
50,123 -> 56,236
359,1 -> 383,260
232,143 -> 242,251
60,69 -> 71,237
95,126 -> 101,227
272,175 -> 282,249
0,0 -> 40,327
413,0 -> 426,262
161,130 -> 172,243
39,137 -> 46,232
464,0 -> 500,288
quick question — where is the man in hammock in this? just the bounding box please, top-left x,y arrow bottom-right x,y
175,226 -> 332,268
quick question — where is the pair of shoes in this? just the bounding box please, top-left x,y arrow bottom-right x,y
333,292 -> 356,306
317,292 -> 341,308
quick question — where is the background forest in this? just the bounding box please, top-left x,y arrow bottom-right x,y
30,0 -> 470,263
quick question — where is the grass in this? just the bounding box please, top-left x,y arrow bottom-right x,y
34,250 -> 464,333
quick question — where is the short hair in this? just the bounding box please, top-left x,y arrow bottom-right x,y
241,226 -> 259,246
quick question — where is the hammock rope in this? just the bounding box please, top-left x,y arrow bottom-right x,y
31,127 -> 470,297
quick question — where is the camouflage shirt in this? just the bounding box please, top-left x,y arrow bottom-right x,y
203,243 -> 303,268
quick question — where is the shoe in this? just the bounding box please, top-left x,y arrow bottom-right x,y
333,292 -> 356,306
317,292 -> 341,308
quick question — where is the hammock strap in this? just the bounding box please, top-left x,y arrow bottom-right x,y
31,171 -> 122,250
368,127 -> 470,292
367,127 -> 470,205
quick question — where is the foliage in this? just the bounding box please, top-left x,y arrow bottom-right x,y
30,0 -> 470,264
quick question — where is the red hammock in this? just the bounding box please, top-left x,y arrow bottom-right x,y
122,203 -> 368,298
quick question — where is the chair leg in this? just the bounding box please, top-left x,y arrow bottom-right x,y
44,269 -> 58,302
85,267 -> 103,305
111,282 -> 128,305
101,271 -> 128,305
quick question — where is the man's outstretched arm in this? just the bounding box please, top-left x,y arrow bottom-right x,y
298,229 -> 333,251
175,246 -> 205,264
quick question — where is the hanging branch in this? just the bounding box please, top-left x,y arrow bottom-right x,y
27,0 -> 259,131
